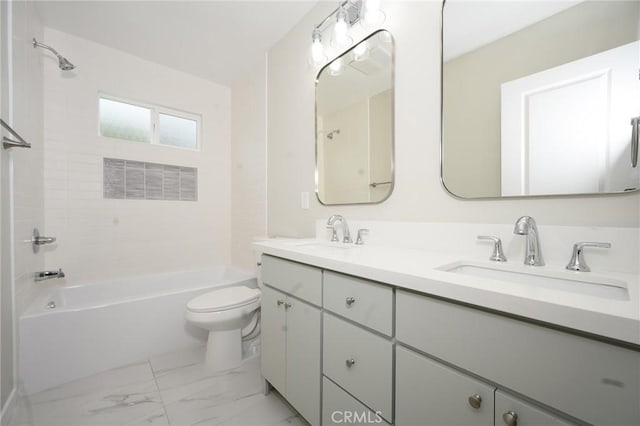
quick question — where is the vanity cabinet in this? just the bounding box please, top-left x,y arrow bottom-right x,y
259,252 -> 639,426
396,346 -> 574,426
322,271 -> 394,425
323,377 -> 389,426
495,390 -> 574,426
396,290 -> 640,425
395,346 -> 495,426
261,256 -> 322,425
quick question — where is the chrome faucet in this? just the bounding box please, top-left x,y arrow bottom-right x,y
35,268 -> 65,282
327,215 -> 352,243
513,216 -> 544,266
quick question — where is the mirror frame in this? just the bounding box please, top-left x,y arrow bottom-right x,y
314,29 -> 396,206
439,0 -> 640,200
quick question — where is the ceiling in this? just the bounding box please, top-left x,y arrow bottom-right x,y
444,0 -> 583,62
36,1 -> 318,86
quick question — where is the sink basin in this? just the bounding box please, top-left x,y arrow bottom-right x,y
441,262 -> 629,300
291,241 -> 357,251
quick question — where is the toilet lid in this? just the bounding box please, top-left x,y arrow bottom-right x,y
187,286 -> 261,313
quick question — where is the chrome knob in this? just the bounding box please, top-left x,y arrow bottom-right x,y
346,297 -> 356,306
345,358 -> 356,368
277,300 -> 284,307
284,302 -> 292,310
468,394 -> 482,409
503,411 -> 518,426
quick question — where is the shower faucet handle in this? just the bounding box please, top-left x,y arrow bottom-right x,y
477,235 -> 507,262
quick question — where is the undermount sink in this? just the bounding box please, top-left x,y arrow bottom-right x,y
441,262 -> 629,301
290,241 -> 357,251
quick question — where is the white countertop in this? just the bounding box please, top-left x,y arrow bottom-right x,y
253,238 -> 640,347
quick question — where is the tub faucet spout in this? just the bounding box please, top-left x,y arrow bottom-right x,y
35,268 -> 65,282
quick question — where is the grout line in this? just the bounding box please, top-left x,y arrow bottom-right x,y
149,359 -> 172,426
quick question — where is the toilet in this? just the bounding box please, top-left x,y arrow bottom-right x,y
185,285 -> 261,372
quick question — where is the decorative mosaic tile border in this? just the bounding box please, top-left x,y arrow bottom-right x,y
104,158 -> 197,201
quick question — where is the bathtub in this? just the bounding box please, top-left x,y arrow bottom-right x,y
19,267 -> 256,395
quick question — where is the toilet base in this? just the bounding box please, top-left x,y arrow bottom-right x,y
205,328 -> 242,373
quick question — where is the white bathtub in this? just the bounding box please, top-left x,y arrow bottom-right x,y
19,267 -> 257,394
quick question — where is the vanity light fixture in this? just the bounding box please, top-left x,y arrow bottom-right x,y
334,4 -> 350,46
362,0 -> 385,26
311,28 -> 325,64
310,0 -> 385,66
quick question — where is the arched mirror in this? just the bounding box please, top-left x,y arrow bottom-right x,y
315,30 -> 394,205
442,0 -> 640,198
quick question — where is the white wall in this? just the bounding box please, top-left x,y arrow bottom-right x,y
42,28 -> 231,285
230,58 -> 267,271
1,0 -> 44,420
266,1 -> 640,238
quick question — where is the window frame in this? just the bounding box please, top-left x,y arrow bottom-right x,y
98,93 -> 202,151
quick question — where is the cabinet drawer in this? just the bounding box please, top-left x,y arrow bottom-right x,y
495,390 -> 576,426
322,377 -> 389,426
261,255 -> 321,306
323,271 -> 393,336
396,290 -> 640,425
323,314 -> 393,423
396,346 -> 495,426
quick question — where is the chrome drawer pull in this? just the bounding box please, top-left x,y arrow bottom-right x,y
502,411 -> 518,426
277,300 -> 284,307
284,302 -> 292,309
345,358 -> 356,368
468,394 -> 482,409
346,297 -> 356,306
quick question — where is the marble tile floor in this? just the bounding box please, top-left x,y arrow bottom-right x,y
9,346 -> 307,426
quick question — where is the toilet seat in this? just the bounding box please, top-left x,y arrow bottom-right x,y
187,286 -> 261,313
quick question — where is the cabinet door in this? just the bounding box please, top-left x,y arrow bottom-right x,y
261,286 -> 287,394
495,390 -> 576,426
396,346 -> 495,426
286,297 -> 322,425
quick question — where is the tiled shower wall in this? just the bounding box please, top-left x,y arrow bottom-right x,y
42,28 -> 231,285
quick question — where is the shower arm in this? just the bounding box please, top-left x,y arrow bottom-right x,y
33,38 -> 61,58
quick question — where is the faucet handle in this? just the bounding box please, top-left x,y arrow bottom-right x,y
326,225 -> 339,242
477,236 -> 507,262
355,229 -> 370,245
566,242 -> 611,272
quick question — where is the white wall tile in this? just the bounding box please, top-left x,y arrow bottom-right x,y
42,28 -> 232,286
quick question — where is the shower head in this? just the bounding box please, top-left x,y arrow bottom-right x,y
57,56 -> 75,71
32,38 -> 75,71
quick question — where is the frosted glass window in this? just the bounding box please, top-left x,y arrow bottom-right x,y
159,113 -> 198,149
98,95 -> 201,151
99,98 -> 151,143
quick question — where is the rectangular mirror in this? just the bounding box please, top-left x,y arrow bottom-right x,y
316,30 -> 394,205
442,0 -> 640,198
